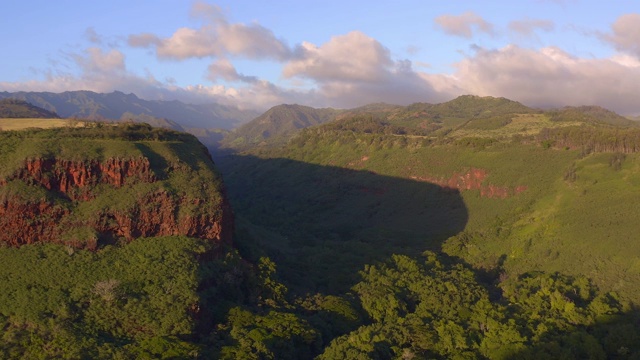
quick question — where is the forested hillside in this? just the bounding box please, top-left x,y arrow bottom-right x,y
220,104 -> 340,150
211,95 -> 640,358
0,124 -> 236,357
4,96 -> 640,358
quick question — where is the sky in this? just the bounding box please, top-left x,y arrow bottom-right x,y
2,1 -> 640,115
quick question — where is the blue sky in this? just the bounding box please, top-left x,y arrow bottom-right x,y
2,1 -> 640,114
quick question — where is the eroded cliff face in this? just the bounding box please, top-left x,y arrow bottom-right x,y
0,157 -> 233,248
411,168 -> 527,198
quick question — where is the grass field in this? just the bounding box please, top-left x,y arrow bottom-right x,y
450,114 -> 584,139
0,118 -> 86,130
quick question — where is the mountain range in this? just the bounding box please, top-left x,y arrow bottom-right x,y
0,90 -> 259,130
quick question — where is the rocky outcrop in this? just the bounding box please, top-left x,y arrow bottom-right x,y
0,201 -> 69,246
0,157 -> 233,248
95,190 -> 233,244
411,168 -> 527,198
10,157 -> 156,199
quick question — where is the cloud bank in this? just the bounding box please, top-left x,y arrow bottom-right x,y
2,5 -> 640,116
453,45 -> 640,114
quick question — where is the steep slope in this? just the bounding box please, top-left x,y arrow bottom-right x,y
0,90 -> 258,129
0,123 -> 233,248
220,104 -> 340,150
219,97 -> 640,303
0,98 -> 59,118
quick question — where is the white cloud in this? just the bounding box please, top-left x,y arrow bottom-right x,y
207,58 -> 258,83
75,48 -> 126,74
601,13 -> 640,58
283,31 -> 393,82
280,31 -> 452,107
184,80 -> 322,110
450,45 -> 640,114
0,47 -> 163,98
128,3 -> 290,61
6,5 -> 640,118
434,12 -> 494,38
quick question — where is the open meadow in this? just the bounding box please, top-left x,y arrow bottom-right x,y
0,118 -> 85,131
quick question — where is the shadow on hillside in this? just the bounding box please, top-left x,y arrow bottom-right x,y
215,154 -> 469,294
134,143 -> 168,179
507,310 -> 640,359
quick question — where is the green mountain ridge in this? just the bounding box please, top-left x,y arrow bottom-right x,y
220,104 -> 341,150
218,95 -> 637,153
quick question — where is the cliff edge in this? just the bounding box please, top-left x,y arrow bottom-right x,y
0,123 -> 233,248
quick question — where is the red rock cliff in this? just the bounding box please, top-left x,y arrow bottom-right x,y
410,168 -> 527,198
0,157 -> 233,248
11,157 -> 156,199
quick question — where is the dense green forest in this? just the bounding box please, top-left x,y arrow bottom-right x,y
3,97 -> 640,358
213,96 -> 640,358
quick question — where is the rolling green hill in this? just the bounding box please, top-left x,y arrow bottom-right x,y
220,104 -> 340,150
548,105 -> 637,126
218,95 -> 548,151
219,96 -> 640,302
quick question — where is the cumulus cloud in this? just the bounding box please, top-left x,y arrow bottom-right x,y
434,12 -> 494,38
0,43 -> 304,111
128,2 -> 290,60
450,45 -> 640,114
283,31 -> 393,82
8,4 -> 640,117
508,18 -> 555,37
601,13 -> 640,58
281,31 -> 452,107
207,58 -> 258,83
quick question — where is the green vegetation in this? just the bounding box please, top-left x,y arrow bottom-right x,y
0,237 -> 207,358
119,112 -> 184,131
0,123 -> 226,248
319,252 -> 636,359
5,95 -> 640,358
547,106 -> 637,127
207,95 -> 640,357
217,96 -> 640,305
0,122 -> 211,174
220,104 -> 340,151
